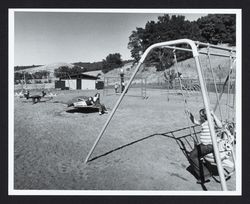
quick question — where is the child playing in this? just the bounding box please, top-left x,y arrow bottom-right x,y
114,82 -> 119,94
68,96 -> 95,107
187,108 -> 234,169
68,93 -> 108,115
188,108 -> 222,145
92,93 -> 108,115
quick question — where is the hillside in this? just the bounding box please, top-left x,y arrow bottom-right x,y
104,45 -> 235,85
14,62 -> 75,78
14,44 -> 235,84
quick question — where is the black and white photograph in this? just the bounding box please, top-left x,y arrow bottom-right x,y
9,9 -> 242,195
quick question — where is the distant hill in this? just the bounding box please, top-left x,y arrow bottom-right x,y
14,62 -> 74,74
14,45 -> 234,84
14,60 -> 134,77
14,65 -> 43,72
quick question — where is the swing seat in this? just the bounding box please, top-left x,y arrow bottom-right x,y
202,145 -> 235,179
222,159 -> 234,169
204,154 -> 234,169
186,129 -> 235,182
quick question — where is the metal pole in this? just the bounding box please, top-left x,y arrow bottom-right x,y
227,54 -> 233,121
214,59 -> 236,112
162,45 -> 236,58
141,77 -> 143,98
173,50 -> 194,141
206,47 -> 223,121
103,77 -> 105,96
85,39 -> 229,191
194,55 -> 228,191
84,61 -> 143,163
195,41 -> 236,52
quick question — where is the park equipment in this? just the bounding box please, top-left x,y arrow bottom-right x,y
103,66 -> 147,99
85,39 -> 237,191
24,90 -> 47,104
173,47 -> 236,176
67,93 -> 108,115
15,70 -> 57,98
103,76 -> 147,99
166,47 -> 236,181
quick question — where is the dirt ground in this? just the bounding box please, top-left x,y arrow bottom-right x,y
13,88 -> 236,191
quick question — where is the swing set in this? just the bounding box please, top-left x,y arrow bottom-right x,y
84,39 -> 237,191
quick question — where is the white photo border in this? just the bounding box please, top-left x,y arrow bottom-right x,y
8,8 -> 242,196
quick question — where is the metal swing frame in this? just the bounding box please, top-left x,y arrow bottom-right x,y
84,39 -> 236,191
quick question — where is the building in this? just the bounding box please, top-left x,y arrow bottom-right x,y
56,73 -> 101,90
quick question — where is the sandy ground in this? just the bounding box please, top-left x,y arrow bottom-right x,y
13,88 -> 236,191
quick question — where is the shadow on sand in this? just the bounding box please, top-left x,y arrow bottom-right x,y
87,125 -> 227,190
66,107 -> 99,114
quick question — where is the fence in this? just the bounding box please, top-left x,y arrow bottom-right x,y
147,78 -> 235,94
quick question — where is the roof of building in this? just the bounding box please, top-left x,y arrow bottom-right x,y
60,73 -> 98,80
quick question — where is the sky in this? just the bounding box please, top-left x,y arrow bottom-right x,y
13,10 -> 208,66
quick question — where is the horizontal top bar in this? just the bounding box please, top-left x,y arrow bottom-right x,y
162,45 -> 236,58
195,41 -> 236,52
139,39 -> 200,63
139,39 -> 236,64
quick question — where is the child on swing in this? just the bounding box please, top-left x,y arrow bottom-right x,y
188,108 -> 222,146
187,108 -> 234,170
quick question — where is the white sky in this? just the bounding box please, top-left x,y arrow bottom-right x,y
13,10 -> 208,66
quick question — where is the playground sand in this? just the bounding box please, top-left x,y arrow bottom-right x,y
13,89 -> 236,191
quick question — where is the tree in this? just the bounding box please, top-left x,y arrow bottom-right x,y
127,14 -> 202,67
70,65 -> 86,75
127,14 -> 235,68
73,62 -> 102,72
33,70 -> 50,79
102,53 -> 123,73
197,14 -> 236,45
54,66 -> 71,78
128,30 -> 142,62
54,65 -> 85,78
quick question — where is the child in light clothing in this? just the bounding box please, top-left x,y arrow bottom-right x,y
93,93 -> 108,115
188,108 -> 234,169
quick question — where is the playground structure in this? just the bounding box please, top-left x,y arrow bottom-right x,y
103,76 -> 147,99
66,93 -> 108,115
23,90 -> 47,104
14,70 -> 57,98
84,39 -> 236,191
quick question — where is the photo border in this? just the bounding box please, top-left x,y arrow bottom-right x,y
1,1 -> 247,202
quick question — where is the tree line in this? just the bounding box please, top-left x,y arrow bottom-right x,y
127,14 -> 235,71
54,53 -> 125,77
14,70 -> 51,84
